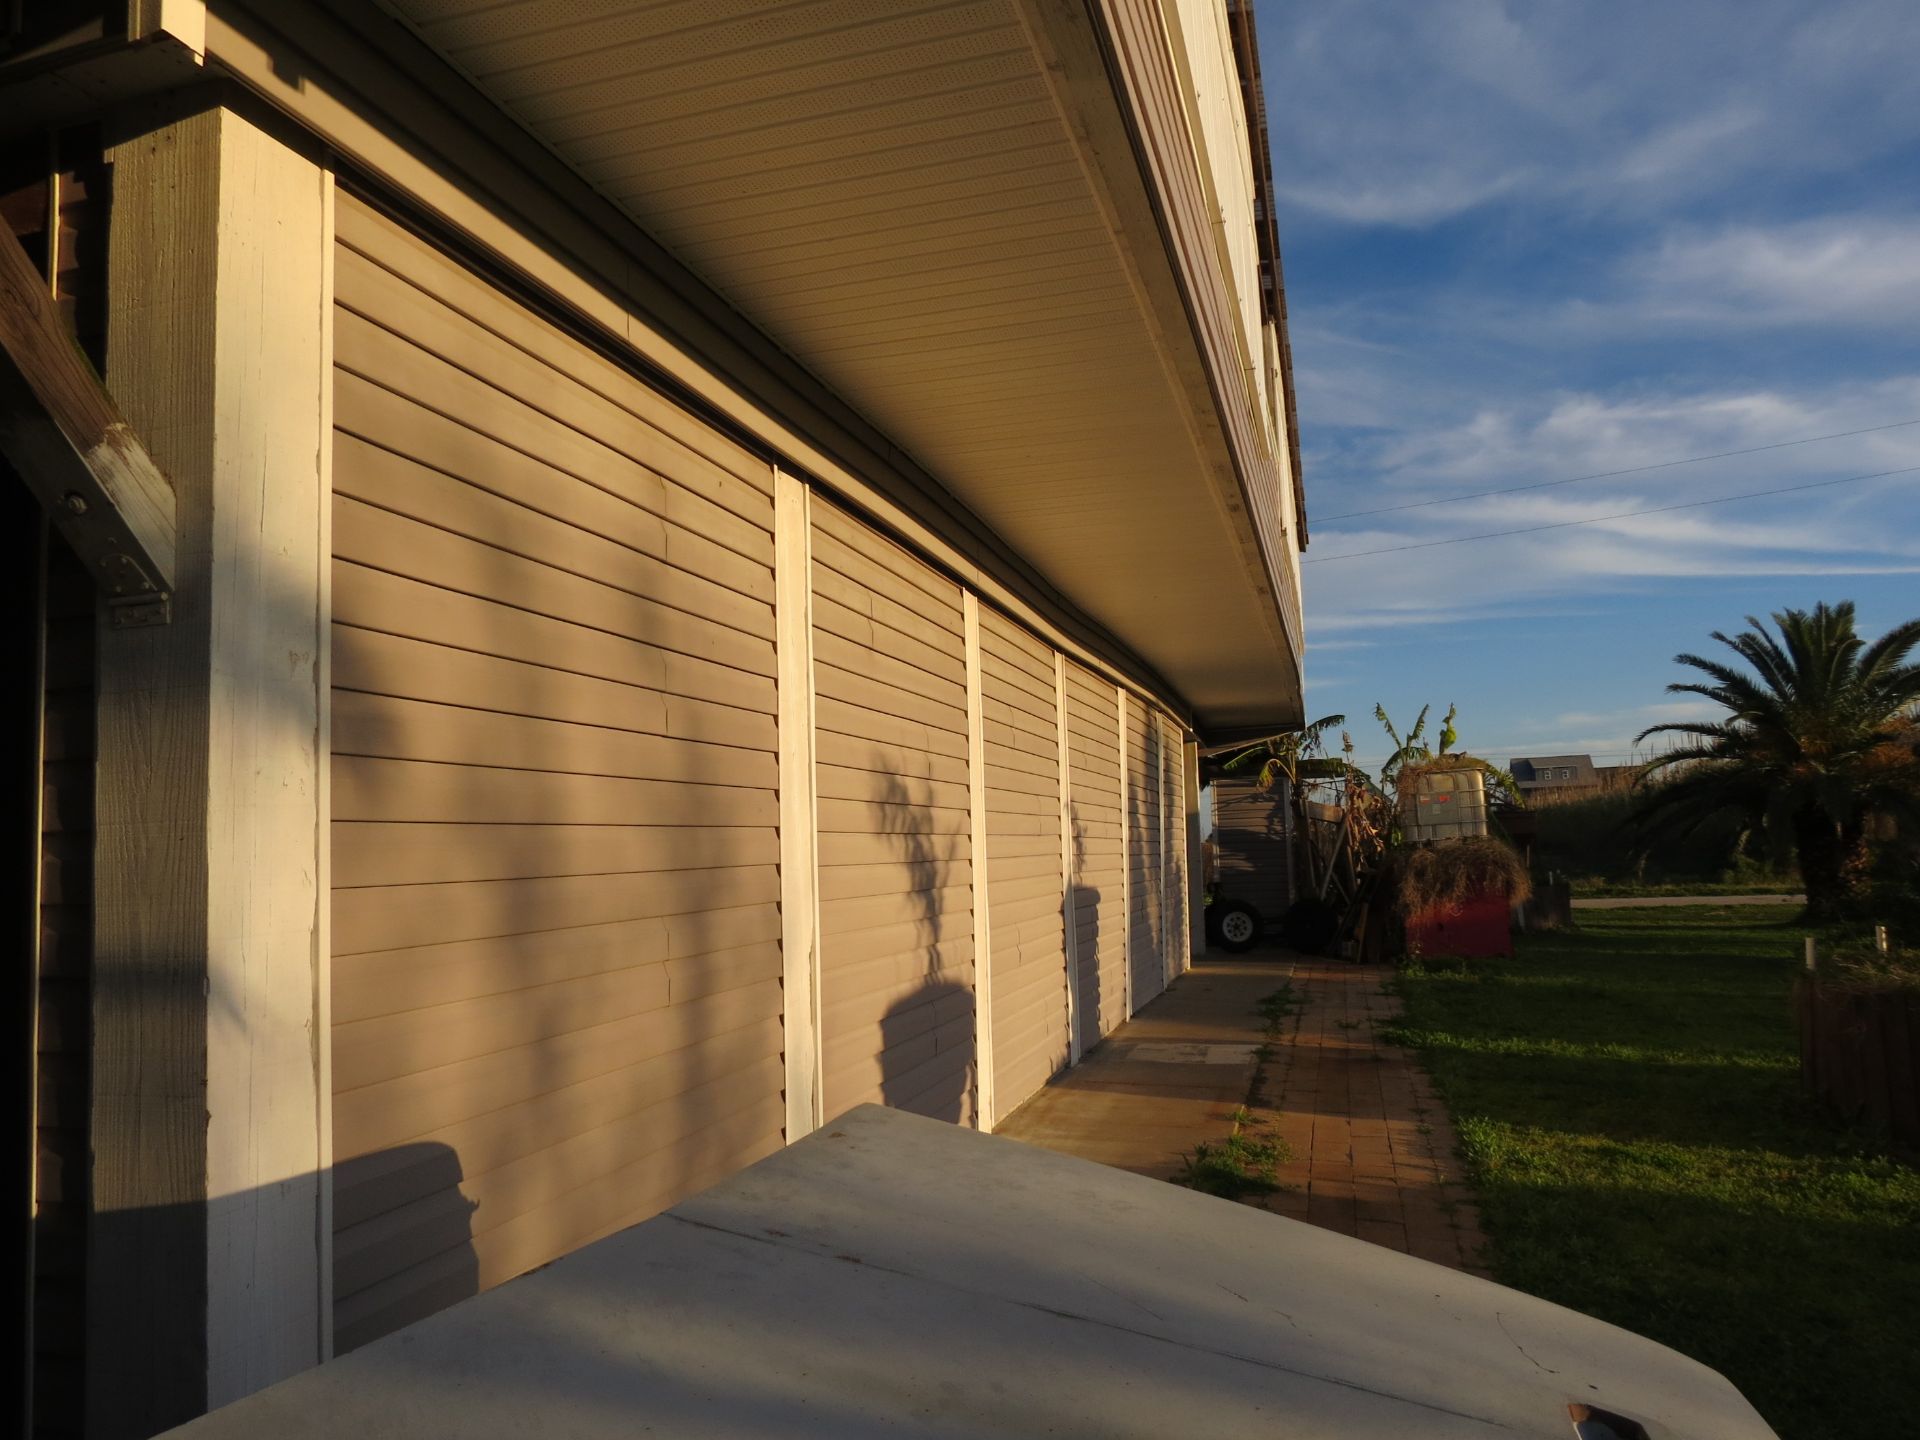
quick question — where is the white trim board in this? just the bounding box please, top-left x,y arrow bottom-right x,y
1055,651 -> 1082,1065
774,468 -> 823,1143
963,592 -> 997,1131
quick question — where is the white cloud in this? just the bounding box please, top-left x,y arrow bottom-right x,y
1551,700 -> 1719,731
1259,0 -> 1920,229
1303,447 -> 1920,638
1624,215 -> 1920,329
1331,378 -> 1920,513
1308,213 -> 1920,356
1612,106 -> 1765,186
1262,1 -> 1920,748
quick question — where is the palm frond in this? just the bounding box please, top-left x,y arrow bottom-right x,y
1715,625 -> 1793,699
1634,720 -> 1735,745
1372,703 -> 1402,752
1858,618 -> 1920,683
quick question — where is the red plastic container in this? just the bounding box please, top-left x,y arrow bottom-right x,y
1406,888 -> 1513,958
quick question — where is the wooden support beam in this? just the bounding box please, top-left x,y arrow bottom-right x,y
89,104 -> 329,1436
0,217 -> 175,618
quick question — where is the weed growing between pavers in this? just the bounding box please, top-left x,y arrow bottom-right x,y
1175,985 -> 1303,1201
1174,1131 -> 1292,1199
1390,906 -> 1920,1440
1251,985 -> 1299,1077
1257,985 -> 1299,1032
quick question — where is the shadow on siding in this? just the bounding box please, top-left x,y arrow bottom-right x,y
875,770 -> 973,1125
330,1142 -> 478,1355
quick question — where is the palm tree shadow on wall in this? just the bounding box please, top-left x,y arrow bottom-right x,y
333,523 -> 757,1343
1126,766 -> 1162,1008
1070,814 -> 1102,1060
873,769 -> 973,1126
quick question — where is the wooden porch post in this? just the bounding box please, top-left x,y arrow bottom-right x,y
88,102 -> 329,1436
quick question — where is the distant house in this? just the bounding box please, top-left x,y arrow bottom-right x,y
1511,754 -> 1601,797
1510,755 -> 1640,800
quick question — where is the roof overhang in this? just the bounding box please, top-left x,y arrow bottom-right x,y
4,0 -> 1307,736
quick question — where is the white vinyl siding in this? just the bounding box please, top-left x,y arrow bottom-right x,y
1065,662 -> 1127,1049
319,192 -> 1203,1361
978,608 -> 1068,1117
809,499 -> 978,1125
1159,710 -> 1191,984
1126,696 -> 1166,1008
328,194 -> 785,1352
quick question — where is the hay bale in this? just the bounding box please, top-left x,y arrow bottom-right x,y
1391,836 -> 1532,918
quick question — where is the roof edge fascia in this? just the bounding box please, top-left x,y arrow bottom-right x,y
1024,0 -> 1303,675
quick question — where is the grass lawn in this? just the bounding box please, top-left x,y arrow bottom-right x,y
1388,906 -> 1920,1440
1569,880 -> 1802,898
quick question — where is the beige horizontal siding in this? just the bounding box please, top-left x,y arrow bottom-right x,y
978,608 -> 1067,1119
331,624 -> 776,750
1160,710 -> 1190,984
329,194 -> 783,1353
1066,662 -> 1127,1049
334,497 -> 775,674
811,498 -> 976,1125
1213,776 -> 1291,924
332,566 -> 778,716
333,198 -> 772,503
1126,697 -> 1166,1011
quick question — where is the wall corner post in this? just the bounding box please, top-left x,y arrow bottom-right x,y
773,468 -> 823,1141
963,591 -> 996,1130
91,102 -> 329,1432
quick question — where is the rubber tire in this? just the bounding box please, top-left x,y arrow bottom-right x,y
1212,899 -> 1261,953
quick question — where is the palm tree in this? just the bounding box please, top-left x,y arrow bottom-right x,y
1633,601 -> 1920,921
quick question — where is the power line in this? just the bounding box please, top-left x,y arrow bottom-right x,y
1316,418 -> 1920,522
1302,463 -> 1920,566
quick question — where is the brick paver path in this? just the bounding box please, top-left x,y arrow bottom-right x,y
997,952 -> 1490,1277
1248,958 -> 1490,1277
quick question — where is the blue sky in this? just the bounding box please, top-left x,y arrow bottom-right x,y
1253,0 -> 1920,774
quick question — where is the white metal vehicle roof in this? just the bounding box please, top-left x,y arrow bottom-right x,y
162,1105 -> 1777,1439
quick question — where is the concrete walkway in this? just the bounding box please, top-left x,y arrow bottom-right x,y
997,953 -> 1489,1277
996,957 -> 1289,1181
1250,958 -> 1490,1276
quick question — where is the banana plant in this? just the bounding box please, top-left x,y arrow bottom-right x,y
1219,713 -> 1348,791
1373,701 -> 1522,805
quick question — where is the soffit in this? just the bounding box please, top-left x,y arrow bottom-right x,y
376,0 -> 1301,732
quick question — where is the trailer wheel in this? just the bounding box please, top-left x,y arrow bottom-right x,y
1212,899 -> 1261,953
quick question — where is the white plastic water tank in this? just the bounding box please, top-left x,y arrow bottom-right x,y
1400,766 -> 1489,842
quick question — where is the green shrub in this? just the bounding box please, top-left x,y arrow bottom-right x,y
1529,786 -> 1792,886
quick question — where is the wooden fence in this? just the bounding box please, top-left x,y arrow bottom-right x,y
1796,979 -> 1920,1147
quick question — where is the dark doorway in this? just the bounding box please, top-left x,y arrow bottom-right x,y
6,484 -> 96,1440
